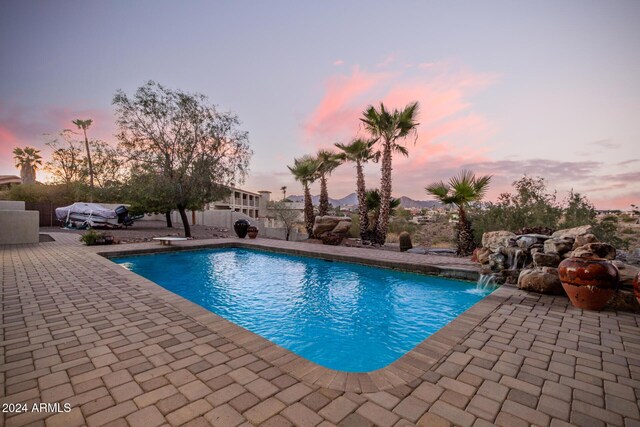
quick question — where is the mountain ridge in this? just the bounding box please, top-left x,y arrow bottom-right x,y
287,193 -> 440,209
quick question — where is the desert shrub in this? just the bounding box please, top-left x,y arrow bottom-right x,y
470,176 -> 629,248
399,231 -> 413,251
622,227 -> 635,234
347,213 -> 360,238
470,176 -> 562,243
79,230 -> 104,245
7,183 -> 122,205
387,219 -> 419,235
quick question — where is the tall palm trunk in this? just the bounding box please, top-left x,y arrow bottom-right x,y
457,206 -> 475,256
82,128 -> 95,191
303,183 -> 315,238
356,161 -> 369,240
376,141 -> 393,244
319,175 -> 329,216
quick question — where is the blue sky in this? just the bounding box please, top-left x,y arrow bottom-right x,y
1,0 -> 638,208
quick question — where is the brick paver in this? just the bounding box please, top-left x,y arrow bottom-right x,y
1,234 -> 639,426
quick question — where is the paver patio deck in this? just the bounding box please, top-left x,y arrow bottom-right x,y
1,233 -> 639,427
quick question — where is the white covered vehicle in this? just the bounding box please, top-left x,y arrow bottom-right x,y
55,202 -> 138,229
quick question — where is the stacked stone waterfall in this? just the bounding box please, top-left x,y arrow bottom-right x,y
476,225 -> 615,294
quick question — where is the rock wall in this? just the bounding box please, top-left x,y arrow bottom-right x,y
477,225 -> 638,311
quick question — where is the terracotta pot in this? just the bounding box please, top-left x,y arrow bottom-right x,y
558,257 -> 619,311
634,272 -> 640,305
247,226 -> 258,239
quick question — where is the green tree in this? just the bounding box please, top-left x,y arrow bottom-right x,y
280,186 -> 287,201
268,200 -> 300,241
113,81 -> 252,237
12,146 -> 42,184
426,170 -> 492,256
335,138 -> 379,241
365,188 -> 401,238
287,155 -> 319,238
361,102 -> 419,244
72,119 -> 95,193
315,149 -> 342,216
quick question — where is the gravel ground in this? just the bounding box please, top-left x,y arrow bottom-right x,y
40,220 -> 233,244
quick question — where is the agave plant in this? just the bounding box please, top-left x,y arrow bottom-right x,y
426,170 -> 492,256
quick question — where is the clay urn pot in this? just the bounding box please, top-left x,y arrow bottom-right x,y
233,219 -> 250,238
558,256 -> 619,311
634,272 -> 640,305
247,226 -> 259,239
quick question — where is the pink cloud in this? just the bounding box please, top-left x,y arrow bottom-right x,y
333,59 -> 344,66
0,101 -> 116,178
301,60 -> 498,179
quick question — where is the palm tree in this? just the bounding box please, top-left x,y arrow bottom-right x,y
361,102 -> 419,244
288,155 -> 320,238
335,138 -> 379,241
426,170 -> 492,256
315,149 -> 342,216
72,119 -> 95,192
13,146 -> 42,184
281,186 -> 287,201
365,189 -> 401,236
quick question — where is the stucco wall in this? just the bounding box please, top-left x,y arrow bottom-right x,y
0,201 -> 26,211
0,210 -> 39,244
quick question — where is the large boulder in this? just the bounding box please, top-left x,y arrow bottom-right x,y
551,225 -> 593,239
333,220 -> 352,235
482,231 -> 517,252
518,267 -> 564,295
489,253 -> 507,272
571,242 -> 616,260
476,247 -> 492,265
544,237 -> 574,256
312,216 -> 352,239
516,234 -> 550,249
573,233 -> 598,250
533,252 -> 561,268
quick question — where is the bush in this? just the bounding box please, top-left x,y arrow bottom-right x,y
80,230 -> 104,246
7,183 -> 123,205
469,176 -> 629,249
79,230 -> 114,246
399,231 -> 413,252
387,219 -> 419,235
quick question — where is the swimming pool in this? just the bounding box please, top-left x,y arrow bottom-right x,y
115,248 -> 491,372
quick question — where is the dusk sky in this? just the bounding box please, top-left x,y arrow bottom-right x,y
1,0 -> 638,209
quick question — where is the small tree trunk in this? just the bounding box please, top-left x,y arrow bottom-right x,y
177,205 -> 191,238
165,211 -> 173,228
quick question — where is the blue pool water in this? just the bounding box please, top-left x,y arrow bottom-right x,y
114,248 -> 490,372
